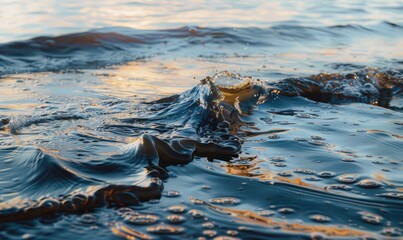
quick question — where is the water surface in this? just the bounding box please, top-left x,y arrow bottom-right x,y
0,1 -> 402,239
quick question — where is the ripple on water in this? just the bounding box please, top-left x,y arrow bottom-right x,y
379,192 -> 403,200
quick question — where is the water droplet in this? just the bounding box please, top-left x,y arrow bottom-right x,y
189,209 -> 205,218
317,171 -> 335,178
268,134 -> 280,139
257,210 -> 274,216
203,230 -> 217,237
209,197 -> 240,206
310,214 -> 331,223
146,225 -> 185,234
278,208 -> 295,214
164,190 -> 181,197
270,156 -> 285,162
356,179 -> 381,188
168,205 -> 187,214
213,236 -> 240,240
359,211 -> 383,225
325,184 -> 352,191
294,168 -> 315,174
311,136 -> 325,141
190,197 -> 205,205
202,222 -> 215,228
278,171 -> 292,177
125,214 -> 159,225
227,230 -> 238,236
338,174 -> 358,184
310,232 -> 327,240
342,158 -> 355,162
273,162 -> 287,167
166,214 -> 185,224
381,227 -> 401,237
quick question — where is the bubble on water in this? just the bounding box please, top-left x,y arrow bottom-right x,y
310,214 -> 331,223
356,179 -> 381,188
325,184 -> 352,191
166,214 -> 185,224
381,227 -> 401,237
168,205 -> 187,214
338,174 -> 358,184
359,211 -> 383,225
257,210 -> 274,216
270,156 -> 285,162
305,176 -> 321,181
273,162 -> 287,167
278,171 -> 292,177
278,208 -> 295,214
146,225 -> 185,234
294,168 -> 315,174
190,197 -> 205,205
202,222 -> 215,228
372,160 -> 384,165
209,197 -> 240,206
189,209 -> 205,218
268,134 -> 280,139
213,236 -> 240,240
310,232 -> 327,240
125,214 -> 159,225
342,158 -> 355,162
317,171 -> 335,178
226,230 -> 238,236
308,140 -> 327,146
203,230 -> 217,237
311,136 -> 325,140
163,190 -> 181,197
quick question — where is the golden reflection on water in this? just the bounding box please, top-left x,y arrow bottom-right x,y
193,197 -> 369,237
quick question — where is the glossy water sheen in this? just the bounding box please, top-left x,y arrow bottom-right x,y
0,1 -> 402,240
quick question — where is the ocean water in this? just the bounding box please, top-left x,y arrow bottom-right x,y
0,1 -> 402,239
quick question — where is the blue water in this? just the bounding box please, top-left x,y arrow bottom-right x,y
0,1 -> 402,239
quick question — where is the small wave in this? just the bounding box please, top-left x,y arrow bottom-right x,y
1,23 -> 401,75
